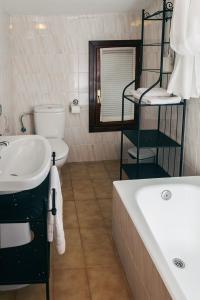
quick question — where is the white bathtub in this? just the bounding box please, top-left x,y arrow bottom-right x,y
114,176 -> 200,300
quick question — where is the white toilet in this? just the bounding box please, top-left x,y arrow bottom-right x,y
34,104 -> 69,167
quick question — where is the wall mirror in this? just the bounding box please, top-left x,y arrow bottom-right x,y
89,40 -> 142,132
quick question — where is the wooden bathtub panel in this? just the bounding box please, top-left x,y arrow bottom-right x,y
112,188 -> 172,300
113,225 -> 150,300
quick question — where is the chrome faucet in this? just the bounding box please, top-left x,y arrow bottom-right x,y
0,141 -> 9,147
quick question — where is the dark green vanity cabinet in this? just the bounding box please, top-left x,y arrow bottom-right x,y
0,176 -> 51,300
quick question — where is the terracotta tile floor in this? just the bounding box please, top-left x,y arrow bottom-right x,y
0,161 -> 133,300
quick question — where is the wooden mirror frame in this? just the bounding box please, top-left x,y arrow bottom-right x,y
89,40 -> 142,132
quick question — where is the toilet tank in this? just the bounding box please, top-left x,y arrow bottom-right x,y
34,104 -> 65,139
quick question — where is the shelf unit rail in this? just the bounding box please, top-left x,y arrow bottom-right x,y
120,78 -> 137,178
144,1 -> 173,20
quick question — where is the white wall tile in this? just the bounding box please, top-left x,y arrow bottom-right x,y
79,54 -> 88,73
1,1 -> 199,168
0,10 -> 12,135
78,72 -> 88,93
9,12 -> 139,162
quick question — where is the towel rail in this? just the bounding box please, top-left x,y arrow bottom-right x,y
49,152 -> 57,216
51,189 -> 56,216
52,151 -> 56,166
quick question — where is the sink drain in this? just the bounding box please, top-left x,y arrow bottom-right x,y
161,190 -> 172,200
172,258 -> 185,269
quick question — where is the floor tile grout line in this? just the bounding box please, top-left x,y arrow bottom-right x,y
99,164 -> 134,299
88,164 -> 115,240
96,196 -> 113,238
70,164 -> 122,298
61,168 -> 93,299
71,176 -> 93,300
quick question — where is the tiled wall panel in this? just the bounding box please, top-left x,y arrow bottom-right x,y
0,9 -> 12,135
9,13 -> 140,162
1,0 -> 198,168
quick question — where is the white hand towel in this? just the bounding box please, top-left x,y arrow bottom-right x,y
170,0 -> 200,56
48,165 -> 66,255
142,96 -> 181,105
168,0 -> 200,99
128,146 -> 155,160
167,55 -> 200,99
137,87 -> 170,97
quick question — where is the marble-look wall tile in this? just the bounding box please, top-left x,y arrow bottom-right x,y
10,12 -> 140,162
0,9 -> 12,135
7,0 -> 200,169
145,0 -> 200,176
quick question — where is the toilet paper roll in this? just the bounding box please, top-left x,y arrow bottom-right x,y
71,104 -> 80,114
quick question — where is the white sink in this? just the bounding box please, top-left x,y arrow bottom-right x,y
0,135 -> 51,194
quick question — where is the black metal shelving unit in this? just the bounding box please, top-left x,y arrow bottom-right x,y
120,0 -> 187,180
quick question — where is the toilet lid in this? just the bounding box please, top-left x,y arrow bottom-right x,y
48,138 -> 69,160
34,104 -> 65,113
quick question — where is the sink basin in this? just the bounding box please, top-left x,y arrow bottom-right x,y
0,135 -> 51,194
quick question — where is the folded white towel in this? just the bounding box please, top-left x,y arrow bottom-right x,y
137,87 -> 170,97
128,146 -> 155,160
142,96 -> 182,105
132,90 -> 182,105
48,165 -> 66,255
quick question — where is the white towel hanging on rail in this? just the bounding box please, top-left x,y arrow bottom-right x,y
167,0 -> 200,99
48,165 -> 66,255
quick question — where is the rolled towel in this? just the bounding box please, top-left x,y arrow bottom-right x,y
137,87 -> 170,97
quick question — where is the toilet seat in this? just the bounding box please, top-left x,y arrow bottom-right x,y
47,138 -> 69,161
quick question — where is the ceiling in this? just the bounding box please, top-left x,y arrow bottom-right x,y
1,0 -> 155,15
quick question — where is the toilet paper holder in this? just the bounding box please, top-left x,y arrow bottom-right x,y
72,99 -> 79,105
71,99 -> 81,114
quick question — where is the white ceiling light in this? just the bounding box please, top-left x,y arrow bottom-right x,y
35,23 -> 47,30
